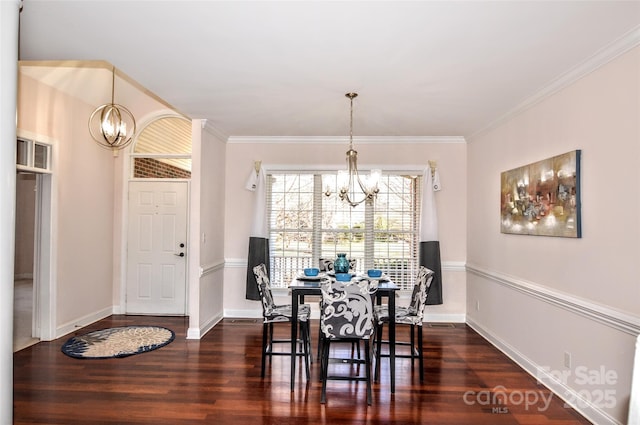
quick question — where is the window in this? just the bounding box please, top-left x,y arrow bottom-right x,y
16,138 -> 52,173
268,172 -> 422,290
131,116 -> 192,179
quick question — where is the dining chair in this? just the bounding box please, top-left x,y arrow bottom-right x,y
374,266 -> 434,383
252,263 -> 312,380
319,278 -> 378,405
317,257 -> 360,360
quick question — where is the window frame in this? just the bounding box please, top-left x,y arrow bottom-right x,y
265,166 -> 424,291
129,114 -> 192,180
16,138 -> 52,174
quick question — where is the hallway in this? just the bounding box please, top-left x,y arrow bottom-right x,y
13,278 -> 38,352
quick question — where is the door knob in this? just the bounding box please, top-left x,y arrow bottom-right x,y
175,252 -> 185,257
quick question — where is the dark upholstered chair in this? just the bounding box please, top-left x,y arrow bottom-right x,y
374,266 -> 434,383
253,263 -> 312,380
319,278 -> 378,405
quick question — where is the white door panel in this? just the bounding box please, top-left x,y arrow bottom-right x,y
127,181 -> 187,314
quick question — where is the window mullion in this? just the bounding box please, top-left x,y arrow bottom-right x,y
364,200 -> 374,270
312,175 -> 323,265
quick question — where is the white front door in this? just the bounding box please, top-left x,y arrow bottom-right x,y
126,181 -> 188,315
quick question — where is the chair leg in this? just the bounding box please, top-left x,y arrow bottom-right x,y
374,322 -> 383,382
410,324 -> 416,367
318,327 -> 325,382
320,339 -> 330,404
417,324 -> 424,382
268,322 -> 274,354
301,321 -> 311,382
307,321 -> 313,364
261,322 -> 268,378
365,339 -> 372,406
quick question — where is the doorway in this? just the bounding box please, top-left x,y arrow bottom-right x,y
14,172 -> 38,351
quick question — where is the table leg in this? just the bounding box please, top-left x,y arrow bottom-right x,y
290,290 -> 298,392
389,292 -> 396,393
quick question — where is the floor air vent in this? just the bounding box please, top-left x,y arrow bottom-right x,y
227,318 -> 259,324
427,323 -> 456,328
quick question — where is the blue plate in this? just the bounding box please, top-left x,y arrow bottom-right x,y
335,273 -> 353,282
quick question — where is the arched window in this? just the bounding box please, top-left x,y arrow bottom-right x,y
131,116 -> 192,179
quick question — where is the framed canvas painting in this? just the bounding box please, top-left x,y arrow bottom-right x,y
500,150 -> 581,238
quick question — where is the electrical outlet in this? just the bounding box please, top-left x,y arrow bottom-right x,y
564,351 -> 572,368
475,300 -> 480,311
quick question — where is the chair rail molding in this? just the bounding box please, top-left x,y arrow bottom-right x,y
466,263 -> 640,336
200,259 -> 225,277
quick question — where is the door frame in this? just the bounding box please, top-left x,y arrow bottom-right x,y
33,172 -> 55,340
16,130 -> 57,342
120,179 -> 190,315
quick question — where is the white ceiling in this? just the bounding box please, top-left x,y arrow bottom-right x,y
17,1 -> 640,140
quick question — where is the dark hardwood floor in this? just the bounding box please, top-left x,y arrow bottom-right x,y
14,315 -> 591,424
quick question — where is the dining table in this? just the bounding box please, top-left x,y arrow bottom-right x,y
289,273 -> 399,393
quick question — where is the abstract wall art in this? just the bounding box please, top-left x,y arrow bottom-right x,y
500,150 -> 581,238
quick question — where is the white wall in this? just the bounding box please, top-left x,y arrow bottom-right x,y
223,139 -> 467,321
18,73 -> 116,335
186,119 -> 226,339
195,124 -> 226,336
1,3 -> 20,423
466,45 -> 640,425
18,64 -> 198,338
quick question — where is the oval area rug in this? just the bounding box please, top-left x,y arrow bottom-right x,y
61,326 -> 175,359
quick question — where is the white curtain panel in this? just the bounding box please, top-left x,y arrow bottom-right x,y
248,166 -> 268,238
420,165 -> 440,242
246,166 -> 270,301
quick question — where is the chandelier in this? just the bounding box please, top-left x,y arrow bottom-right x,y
88,66 -> 136,155
324,92 -> 381,207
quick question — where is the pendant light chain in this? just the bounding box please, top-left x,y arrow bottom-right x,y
347,92 -> 357,151
111,66 -> 116,104
323,92 -> 380,207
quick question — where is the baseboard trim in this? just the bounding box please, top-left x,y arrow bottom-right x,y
224,309 -> 262,319
467,317 -> 620,425
187,312 -> 224,339
424,313 -> 466,323
55,307 -> 113,340
467,264 -> 640,336
186,327 -> 200,339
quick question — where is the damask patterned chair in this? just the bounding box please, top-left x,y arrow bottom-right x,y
252,263 -> 312,380
317,257 -> 359,360
374,266 -> 434,383
319,278 -> 378,405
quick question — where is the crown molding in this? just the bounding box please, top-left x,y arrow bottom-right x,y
202,120 -> 229,142
470,25 -> 640,140
227,135 -> 466,144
